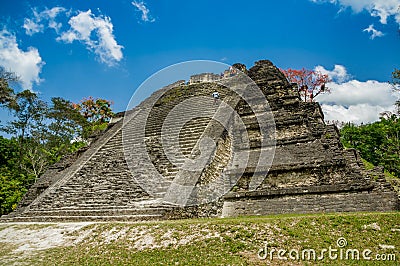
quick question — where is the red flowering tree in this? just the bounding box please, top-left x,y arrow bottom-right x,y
73,97 -> 114,123
73,97 -> 114,137
281,68 -> 331,102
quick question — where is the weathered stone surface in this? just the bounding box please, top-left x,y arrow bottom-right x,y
221,60 -> 399,217
2,59 -> 399,222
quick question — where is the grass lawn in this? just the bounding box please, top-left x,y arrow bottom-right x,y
0,212 -> 399,265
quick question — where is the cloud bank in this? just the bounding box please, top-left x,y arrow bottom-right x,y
0,30 -> 44,90
316,65 -> 399,124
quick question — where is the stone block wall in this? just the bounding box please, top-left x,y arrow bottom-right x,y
222,186 -> 400,217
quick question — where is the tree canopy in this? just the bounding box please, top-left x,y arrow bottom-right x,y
340,115 -> 400,178
0,68 -> 114,215
391,68 -> 400,114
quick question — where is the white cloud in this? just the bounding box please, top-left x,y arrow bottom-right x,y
315,64 -> 350,83
23,18 -> 44,36
311,0 -> 400,24
23,7 -> 66,35
318,78 -> 399,123
363,24 -> 385,39
321,104 -> 393,124
132,1 -> 155,22
310,0 -> 400,38
0,30 -> 44,90
57,10 -> 123,66
319,80 -> 396,106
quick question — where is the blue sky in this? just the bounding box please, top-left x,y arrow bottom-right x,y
0,0 -> 400,124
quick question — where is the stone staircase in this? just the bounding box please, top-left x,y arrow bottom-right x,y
2,81 -> 233,222
137,84 -> 231,198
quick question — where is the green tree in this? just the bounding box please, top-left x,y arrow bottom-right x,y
391,69 -> 400,114
0,93 -> 89,214
0,136 -> 34,215
392,69 -> 400,86
1,90 -> 49,177
0,69 -> 35,214
0,66 -> 18,107
46,97 -> 88,163
340,115 -> 400,178
0,67 -> 115,215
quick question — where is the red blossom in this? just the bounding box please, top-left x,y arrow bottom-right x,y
281,68 -> 331,102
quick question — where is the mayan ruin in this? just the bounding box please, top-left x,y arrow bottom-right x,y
1,60 -> 398,223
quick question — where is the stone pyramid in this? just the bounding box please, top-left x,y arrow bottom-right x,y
2,60 -> 399,222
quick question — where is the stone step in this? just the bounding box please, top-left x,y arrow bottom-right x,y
0,214 -> 166,222
147,105 -> 214,113
165,127 -> 210,137
145,121 -> 208,130
148,109 -> 214,118
146,111 -> 212,120
145,121 -> 211,133
156,132 -> 206,142
16,207 -> 171,217
161,144 -> 198,154
178,140 -> 201,147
